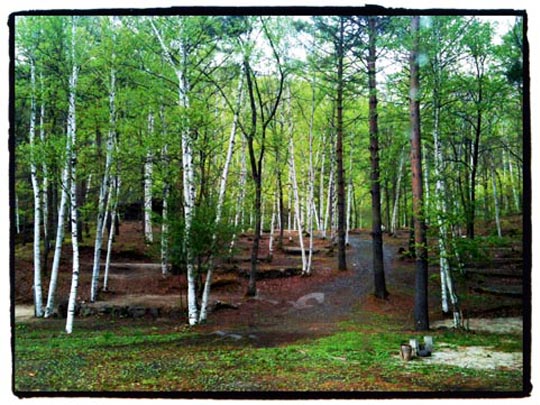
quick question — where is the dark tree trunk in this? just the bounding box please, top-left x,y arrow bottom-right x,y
336,17 -> 347,271
241,24 -> 285,297
409,16 -> 429,331
247,170 -> 262,297
368,16 -> 388,299
467,114 -> 482,239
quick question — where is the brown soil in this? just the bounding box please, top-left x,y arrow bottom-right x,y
14,220 -> 524,347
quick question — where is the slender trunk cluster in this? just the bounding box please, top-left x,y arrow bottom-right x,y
150,20 -> 199,325
229,136 -> 247,254
103,176 -> 121,291
433,101 -> 462,327
90,62 -> 116,302
44,129 -> 70,318
288,127 -> 308,275
199,77 -> 243,323
306,79 -> 317,274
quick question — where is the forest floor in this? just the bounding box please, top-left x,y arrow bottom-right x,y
13,216 -> 527,395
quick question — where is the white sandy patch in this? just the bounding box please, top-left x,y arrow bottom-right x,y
431,317 -> 523,334
423,345 -> 523,371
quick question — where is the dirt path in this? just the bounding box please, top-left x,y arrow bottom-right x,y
201,235 -> 398,345
280,236 -> 395,324
13,235 -> 397,343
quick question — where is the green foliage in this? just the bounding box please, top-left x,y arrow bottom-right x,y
168,199 -> 237,275
453,234 -> 516,265
14,14 -> 523,243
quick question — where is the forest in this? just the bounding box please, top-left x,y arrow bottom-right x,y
12,11 -> 528,395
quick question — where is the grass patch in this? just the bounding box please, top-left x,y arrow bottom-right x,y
13,317 -> 524,394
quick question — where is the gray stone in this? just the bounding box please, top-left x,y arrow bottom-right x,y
148,307 -> 160,319
128,306 -> 147,318
227,333 -> 243,341
79,306 -> 95,317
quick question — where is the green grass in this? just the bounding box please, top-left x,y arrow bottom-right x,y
13,317 -> 524,394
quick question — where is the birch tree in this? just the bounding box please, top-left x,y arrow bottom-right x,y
149,17 -> 219,325
90,18 -> 117,301
143,112 -> 154,243
198,76 -> 243,323
65,16 -> 81,334
42,18 -> 71,318
28,56 -> 44,317
288,105 -> 308,274
103,175 -> 121,292
426,16 -> 463,327
390,148 -> 405,235
39,71 -> 51,270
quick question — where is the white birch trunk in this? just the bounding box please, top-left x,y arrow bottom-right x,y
506,150 -> 520,212
287,185 -> 292,231
39,78 -> 49,244
90,64 -> 116,302
319,144 -> 326,233
491,165 -> 502,237
301,179 -> 306,229
83,174 -> 93,209
432,80 -> 461,327
65,18 -> 80,333
175,53 -> 198,326
29,58 -> 43,317
150,20 -> 199,325
229,137 -> 248,254
159,107 -> 170,276
289,136 -> 307,274
268,195 -> 277,257
103,176 -> 121,292
15,192 -> 20,234
261,202 -> 265,236
144,112 -> 154,243
99,171 -> 114,291
390,150 -> 405,235
160,182 -> 170,276
306,83 -> 317,274
501,147 -> 509,212
44,140 -> 70,318
345,148 -> 353,245
423,144 -> 430,224
199,77 -> 243,323
182,126 -> 198,326
158,104 -> 170,276
276,187 -> 282,231
346,178 -> 352,245
323,161 -> 335,239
